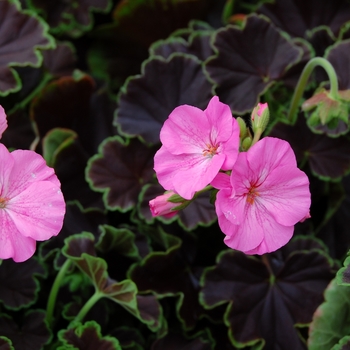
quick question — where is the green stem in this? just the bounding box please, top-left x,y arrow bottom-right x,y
73,290 -> 103,324
250,128 -> 263,148
287,57 -> 339,123
46,259 -> 72,326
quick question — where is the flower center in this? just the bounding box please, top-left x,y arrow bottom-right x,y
203,143 -> 219,157
0,197 -> 8,209
246,185 -> 259,205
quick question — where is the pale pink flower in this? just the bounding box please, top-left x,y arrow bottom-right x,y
149,191 -> 180,218
154,96 -> 240,200
0,119 -> 65,262
212,137 -> 311,255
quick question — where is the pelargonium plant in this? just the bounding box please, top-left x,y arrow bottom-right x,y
1,0 -> 350,349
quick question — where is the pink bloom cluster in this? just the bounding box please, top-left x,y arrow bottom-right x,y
150,97 -> 311,254
0,106 -> 65,262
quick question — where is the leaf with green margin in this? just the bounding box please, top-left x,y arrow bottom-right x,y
204,14 -> 302,113
0,337 -> 14,350
332,335 -> 350,350
337,254 -> 350,285
308,280 -> 350,350
0,0 -> 54,96
269,116 -> 350,180
112,0 -> 213,47
95,225 -> 140,259
0,310 -> 51,350
57,320 -> 121,350
110,327 -> 145,350
0,258 -> 46,310
200,237 -> 335,349
128,228 -> 205,330
86,136 -> 158,211
63,232 -> 162,331
42,128 -> 77,167
115,54 -> 214,144
257,0 -> 350,38
28,0 -> 112,37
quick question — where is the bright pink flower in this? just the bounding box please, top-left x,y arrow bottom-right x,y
154,96 -> 240,200
212,137 -> 311,255
0,143 -> 65,262
149,191 -> 179,218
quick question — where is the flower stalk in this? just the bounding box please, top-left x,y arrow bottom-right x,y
287,57 -> 340,123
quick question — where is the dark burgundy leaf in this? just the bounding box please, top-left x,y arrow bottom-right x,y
86,136 -> 158,211
326,40 -> 350,90
129,230 -> 203,329
28,0 -> 111,33
205,15 -> 301,112
115,54 -> 213,144
0,1 -> 53,95
0,337 -> 13,350
58,321 -> 121,350
200,238 -> 335,349
109,327 -> 145,350
0,258 -> 46,310
269,116 -> 350,180
151,332 -> 212,350
0,311 -> 50,350
257,0 -> 350,38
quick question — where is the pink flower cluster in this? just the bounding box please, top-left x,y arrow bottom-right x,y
0,106 -> 65,262
150,97 -> 311,255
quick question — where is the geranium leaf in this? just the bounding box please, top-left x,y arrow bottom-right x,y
42,128 -> 77,167
332,335 -> 350,350
308,280 -> 350,350
269,117 -> 350,180
63,233 -> 162,330
0,258 -> 46,310
325,41 -> 350,90
0,0 -> 54,96
204,14 -> 301,113
115,54 -> 213,144
0,337 -> 14,350
109,327 -> 145,350
95,225 -> 140,259
151,331 -> 212,350
86,136 -> 158,211
128,229 -> 203,329
58,321 -> 121,350
200,237 -> 335,349
336,254 -> 350,285
0,311 -> 51,350
28,0 -> 112,37
257,0 -> 350,38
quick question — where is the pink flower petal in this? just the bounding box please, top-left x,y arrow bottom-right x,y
154,146 -> 225,199
223,203 -> 293,254
0,105 -> 8,139
160,104 -> 211,155
220,118 -> 240,170
0,209 -> 36,262
5,149 -> 59,198
204,96 -> 233,143
211,172 -> 231,190
6,181 -> 65,241
258,166 -> 311,226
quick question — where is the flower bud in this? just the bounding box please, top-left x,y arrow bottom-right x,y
251,102 -> 270,134
302,89 -> 350,131
236,117 -> 247,139
241,136 -> 252,151
149,191 -> 186,218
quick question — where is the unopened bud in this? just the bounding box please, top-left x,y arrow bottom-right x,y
237,117 -> 247,139
251,102 -> 270,134
241,137 -> 252,151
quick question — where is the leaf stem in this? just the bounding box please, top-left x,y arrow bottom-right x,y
73,290 -> 103,324
287,57 -> 339,123
46,259 -> 72,326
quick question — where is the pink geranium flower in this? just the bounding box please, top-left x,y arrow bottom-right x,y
212,137 -> 311,255
154,96 -> 240,200
0,105 -> 8,138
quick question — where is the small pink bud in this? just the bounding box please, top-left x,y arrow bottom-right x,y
251,102 -> 269,132
149,191 -> 180,218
